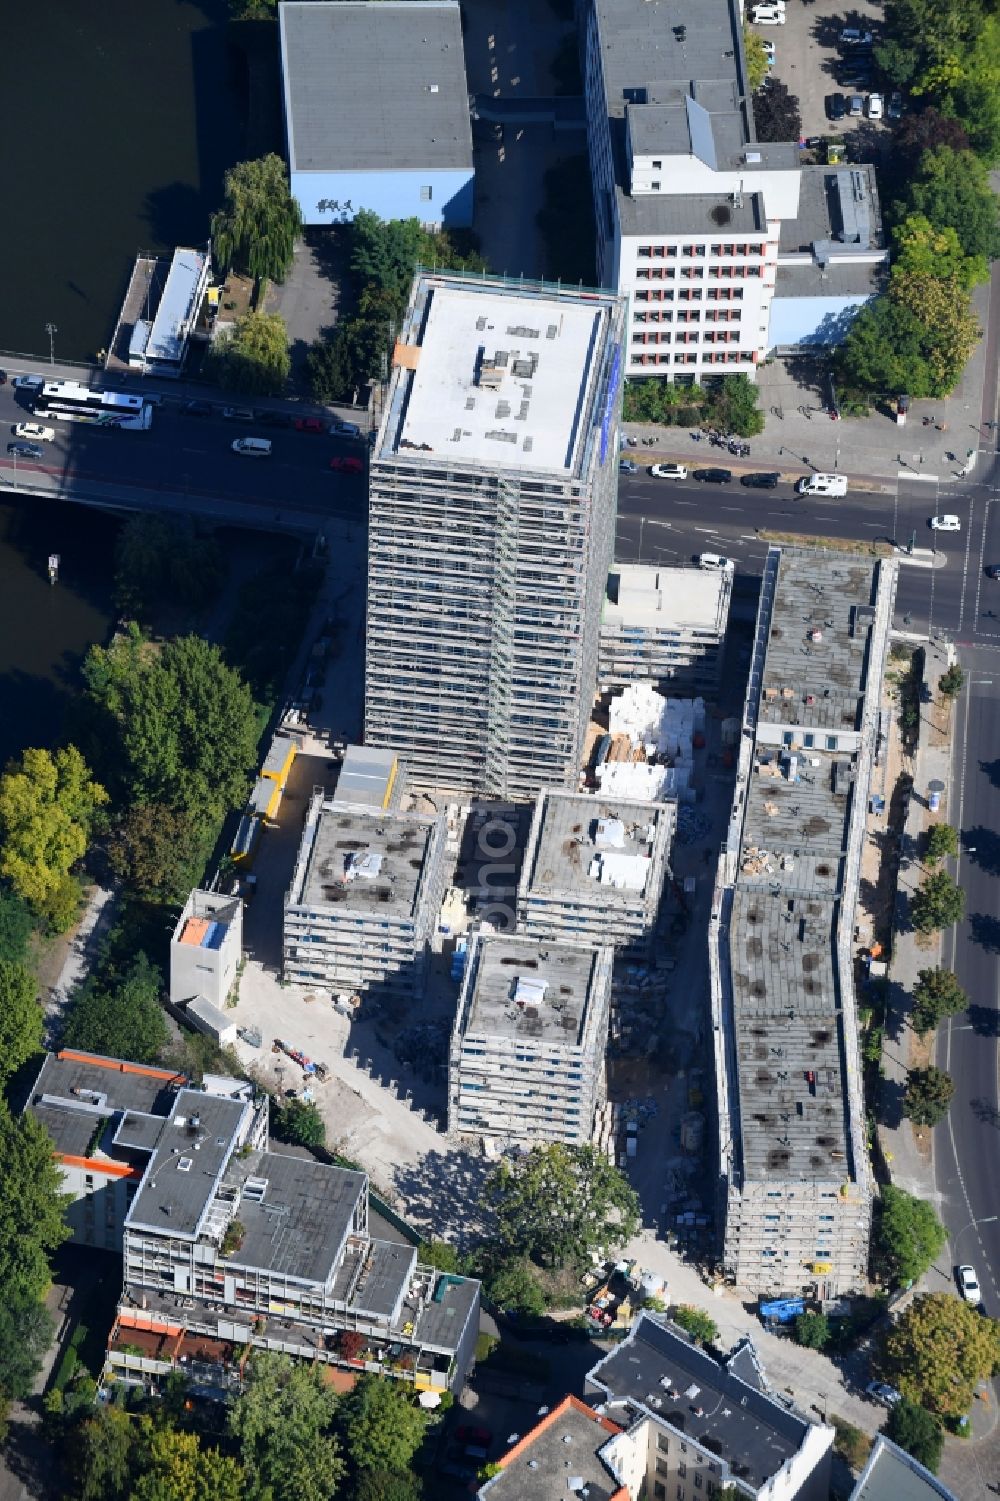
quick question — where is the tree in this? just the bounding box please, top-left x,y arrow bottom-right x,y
939,663 -> 965,698
337,1375 -> 428,1476
0,745 -> 107,913
67,1404 -> 135,1501
352,1471 -> 423,1501
886,1398 -> 944,1473
910,967 -> 967,1036
924,823 -> 959,863
132,1427 -> 246,1501
709,374 -> 765,438
880,1291 -> 1000,1420
753,79 -> 801,143
211,154 -> 302,283
230,1353 -> 344,1501
890,270 -> 981,392
482,1142 -> 640,1270
671,1305 -> 719,1346
0,885 -> 34,965
64,953 -> 168,1064
274,1097 -> 327,1151
743,29 -> 769,93
82,628 -> 260,823
794,1311 -> 830,1350
211,310 -> 291,396
894,108 -> 970,170
307,327 -> 359,404
0,1288 -> 54,1400
903,1066 -> 956,1127
114,514 -> 226,620
893,216 -> 989,291
107,804 -> 213,905
0,1102 -> 71,1302
873,1186 -> 948,1287
836,296 -> 939,399
901,148 -> 1000,261
419,1240 -> 461,1273
0,958 -> 43,1084
484,1257 -> 547,1319
910,870 -> 965,933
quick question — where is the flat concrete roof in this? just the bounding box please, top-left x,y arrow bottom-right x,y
460,935 -> 608,1047
25,1051 -> 186,1161
127,1089 -> 249,1239
483,1397 -> 623,1501
294,801 -> 440,921
595,0 -> 748,131
522,791 -> 673,904
604,564 -> 730,636
279,1 -> 472,173
588,1314 -> 812,1491
334,746 -> 399,811
852,1437 -> 959,1501
229,1148 -> 366,1286
395,281 -> 611,474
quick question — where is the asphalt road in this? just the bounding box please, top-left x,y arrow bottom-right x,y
0,382 -> 368,525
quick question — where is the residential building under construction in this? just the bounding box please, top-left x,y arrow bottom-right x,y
447,933 -> 613,1144
518,790 -> 675,953
364,270 -> 626,800
599,562 -> 733,696
710,547 -> 897,1297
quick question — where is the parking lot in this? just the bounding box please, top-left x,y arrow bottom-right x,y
750,0 -> 887,140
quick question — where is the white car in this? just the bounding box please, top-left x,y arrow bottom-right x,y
796,472 -> 848,497
751,4 -> 786,24
698,553 -> 734,571
930,514 -> 961,532
867,92 -> 884,120
650,463 -> 688,480
13,422 -> 55,442
957,1264 -> 982,1304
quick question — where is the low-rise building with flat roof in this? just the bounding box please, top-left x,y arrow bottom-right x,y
600,564 -> 733,695
477,1395 -> 628,1501
711,547 -> 897,1297
25,1049 -> 479,1395
585,1312 -> 834,1501
518,790 -> 674,953
170,889 -> 242,1013
448,933 -> 613,1144
283,791 -> 448,996
333,745 -> 403,812
279,0 -> 473,228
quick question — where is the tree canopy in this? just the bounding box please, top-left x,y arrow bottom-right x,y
337,1375 -> 428,1476
131,1426 -> 247,1501
752,79 -> 802,143
873,1185 -> 947,1287
880,1292 -> 1000,1419
671,1305 -> 719,1346
0,958 -> 43,1085
107,804 -> 213,906
910,967 -> 967,1036
899,148 -> 1000,261
836,268 -> 979,400
794,1311 -> 831,1350
229,1353 -> 344,1501
743,29 -> 769,93
910,871 -> 965,933
273,1097 -> 327,1151
482,1142 -> 640,1270
67,1404 -> 134,1501
878,0 -> 1000,162
886,1399 -> 944,1473
484,1257 -> 547,1319
64,952 -> 168,1065
211,310 -> 291,396
903,1066 -> 956,1127
924,823 -> 959,863
0,1287 -> 54,1401
82,627 -> 260,824
893,216 -> 989,291
211,154 -> 302,282
0,1102 -> 71,1303
0,885 -> 34,965
0,745 -> 107,912
114,514 -> 226,620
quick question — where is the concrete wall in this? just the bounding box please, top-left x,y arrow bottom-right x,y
291,167 -> 474,228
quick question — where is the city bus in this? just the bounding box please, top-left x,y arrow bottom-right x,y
34,380 -> 153,430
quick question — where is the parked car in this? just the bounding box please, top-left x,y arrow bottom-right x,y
867,91 -> 884,120
231,437 -> 272,457
840,27 -> 874,46
331,417 -> 362,436
11,374 -> 43,392
697,552 -> 734,571
865,1381 -> 902,1408
957,1264 -> 982,1304
985,564 -> 1000,579
762,39 -> 776,63
455,1425 -> 493,1447
750,3 -> 786,24
294,416 -> 327,433
888,90 -> 904,119
827,93 -> 847,120
179,399 -> 213,417
692,467 -> 732,484
620,459 -> 639,474
255,409 -> 294,428
848,93 -> 864,117
930,514 -> 961,532
13,423 -> 55,442
222,405 -> 255,421
649,463 -> 688,480
740,471 -> 780,489
330,455 -> 364,474
796,472 -> 848,497
7,441 -> 43,459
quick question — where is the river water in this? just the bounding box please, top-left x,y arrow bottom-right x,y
0,0 -> 246,364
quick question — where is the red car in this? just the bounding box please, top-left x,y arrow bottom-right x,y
330,455 -> 364,474
295,416 -> 327,433
454,1424 -> 492,1447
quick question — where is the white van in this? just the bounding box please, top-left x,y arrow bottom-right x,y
796,472 -> 848,497
698,552 -> 734,571
232,437 -> 272,457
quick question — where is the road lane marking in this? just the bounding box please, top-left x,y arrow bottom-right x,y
957,497 -> 975,632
